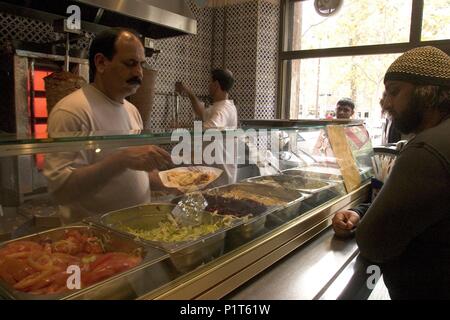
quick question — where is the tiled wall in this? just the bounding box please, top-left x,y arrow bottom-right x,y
147,1 -> 215,129
210,0 -> 279,121
255,0 -> 279,120
0,0 -> 280,130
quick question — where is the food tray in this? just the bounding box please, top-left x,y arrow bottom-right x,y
203,183 -> 306,244
0,225 -> 163,300
283,166 -> 373,182
93,204 -> 234,273
245,174 -> 334,194
282,167 -> 344,181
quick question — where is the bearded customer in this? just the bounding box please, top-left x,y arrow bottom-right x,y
44,28 -> 173,223
348,46 -> 450,299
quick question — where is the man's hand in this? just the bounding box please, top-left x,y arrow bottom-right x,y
176,81 -> 205,120
332,209 -> 361,238
175,81 -> 192,96
115,145 -> 174,172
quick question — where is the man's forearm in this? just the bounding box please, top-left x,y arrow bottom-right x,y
187,91 -> 205,120
53,153 -> 126,204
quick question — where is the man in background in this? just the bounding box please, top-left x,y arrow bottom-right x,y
335,98 -> 355,119
175,69 -> 238,129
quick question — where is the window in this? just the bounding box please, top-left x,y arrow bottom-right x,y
279,0 -> 450,144
422,0 -> 450,41
289,54 -> 400,119
288,0 -> 412,51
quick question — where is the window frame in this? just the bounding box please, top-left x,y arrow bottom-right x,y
277,0 -> 450,119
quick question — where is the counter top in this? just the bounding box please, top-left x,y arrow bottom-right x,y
225,227 -> 362,300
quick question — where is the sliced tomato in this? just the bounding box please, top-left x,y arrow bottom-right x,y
13,269 -> 53,291
43,283 -> 68,295
87,252 -> 118,269
64,230 -> 84,242
0,241 -> 43,258
51,253 -> 81,269
27,252 -> 53,271
0,260 -> 18,285
52,239 -> 82,255
83,237 -> 105,254
82,253 -> 142,286
0,257 -> 35,283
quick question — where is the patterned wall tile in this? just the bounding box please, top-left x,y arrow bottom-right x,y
0,12 -> 93,52
255,0 -> 279,120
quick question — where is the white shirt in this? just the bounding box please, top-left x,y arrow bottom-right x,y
44,84 -> 150,222
203,99 -> 238,129
200,99 -> 238,185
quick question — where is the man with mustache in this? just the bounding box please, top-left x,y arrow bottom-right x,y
332,46 -> 450,299
44,28 -> 173,222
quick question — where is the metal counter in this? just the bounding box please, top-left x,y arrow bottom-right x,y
225,227 -> 359,300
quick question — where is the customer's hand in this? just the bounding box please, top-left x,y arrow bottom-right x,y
115,145 -> 174,172
332,209 -> 360,238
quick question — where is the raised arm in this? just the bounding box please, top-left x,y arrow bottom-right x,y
175,81 -> 206,120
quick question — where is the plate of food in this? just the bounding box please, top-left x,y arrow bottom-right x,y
159,166 -> 223,193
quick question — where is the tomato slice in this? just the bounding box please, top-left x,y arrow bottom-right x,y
51,253 -> 81,269
82,253 -> 142,286
13,269 -> 53,291
52,239 -> 82,255
0,241 -> 43,258
27,252 -> 53,271
0,257 -> 35,284
84,237 -> 105,254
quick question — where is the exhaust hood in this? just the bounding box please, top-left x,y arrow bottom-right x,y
0,0 -> 197,39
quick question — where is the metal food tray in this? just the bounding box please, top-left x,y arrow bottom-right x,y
203,183 -> 306,245
283,166 -> 373,182
92,204 -> 234,273
0,224 -> 164,300
282,167 -> 344,181
245,174 -> 334,195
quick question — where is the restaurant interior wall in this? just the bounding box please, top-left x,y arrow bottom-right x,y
0,0 -> 280,132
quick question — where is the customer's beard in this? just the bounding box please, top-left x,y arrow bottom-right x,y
391,96 -> 424,134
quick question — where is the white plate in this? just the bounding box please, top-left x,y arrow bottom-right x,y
159,166 -> 223,193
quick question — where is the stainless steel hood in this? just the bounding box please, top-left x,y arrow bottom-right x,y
0,0 -> 197,39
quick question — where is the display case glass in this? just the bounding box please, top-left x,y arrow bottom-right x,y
0,121 -> 373,299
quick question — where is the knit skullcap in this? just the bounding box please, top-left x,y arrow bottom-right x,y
384,46 -> 450,87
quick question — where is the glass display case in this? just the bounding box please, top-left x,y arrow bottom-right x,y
0,120 -> 373,299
